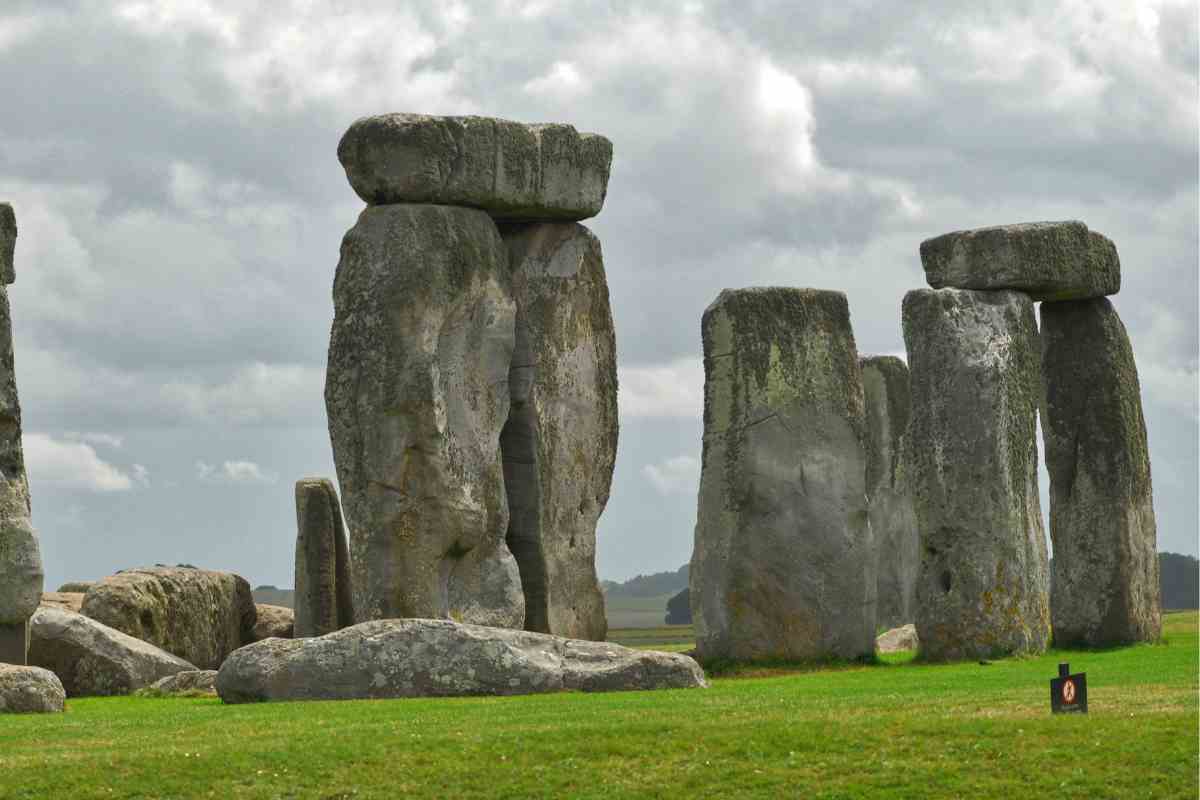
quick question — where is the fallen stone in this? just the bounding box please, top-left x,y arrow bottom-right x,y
80,566 -> 256,670
293,478 -> 354,637
1041,298 -> 1161,646
337,114 -> 612,221
0,203 -> 14,285
40,592 -> 84,614
497,223 -> 616,641
252,604 -> 294,641
0,663 -> 64,712
902,288 -> 1050,661
876,624 -> 919,654
861,356 -> 919,630
142,669 -> 218,696
216,618 -> 706,703
325,204 -> 522,626
56,581 -> 95,594
691,288 -> 875,663
29,607 -> 196,696
919,220 -> 1119,302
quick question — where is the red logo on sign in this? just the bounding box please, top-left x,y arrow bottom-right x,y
1062,678 -> 1076,704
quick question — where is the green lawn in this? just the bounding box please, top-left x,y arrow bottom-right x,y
603,592 -> 678,629
2,612 -> 1195,799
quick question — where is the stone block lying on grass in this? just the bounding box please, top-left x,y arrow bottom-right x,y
876,624 -> 919,654
40,592 -> 84,614
216,618 -> 707,703
140,670 -> 218,696
252,604 -> 294,641
0,663 -> 64,713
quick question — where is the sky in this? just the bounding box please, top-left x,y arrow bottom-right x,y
0,0 -> 1195,592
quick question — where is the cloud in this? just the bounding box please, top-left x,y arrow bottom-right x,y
196,459 -> 277,485
618,359 -> 704,419
62,431 -> 124,449
23,433 -> 137,492
643,455 -> 701,496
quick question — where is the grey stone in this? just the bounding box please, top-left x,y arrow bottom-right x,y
919,221 -> 1119,302
0,518 -> 41,625
216,618 -> 706,703
143,669 -> 218,696
1040,298 -> 1161,646
0,203 -> 14,285
337,114 -> 612,221
325,204 -> 523,626
446,541 -> 526,629
0,664 -> 64,712
0,620 -> 29,665
902,288 -> 1050,661
80,566 -> 256,670
251,604 -> 294,641
876,624 -> 919,654
56,581 -> 95,594
860,356 -> 919,629
293,478 -> 353,637
29,607 -> 196,696
40,592 -> 84,614
497,223 -> 616,640
690,288 -> 875,663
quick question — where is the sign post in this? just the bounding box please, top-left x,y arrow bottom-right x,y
1050,662 -> 1088,714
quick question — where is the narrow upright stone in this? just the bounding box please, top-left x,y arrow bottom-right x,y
919,221 -> 1119,302
294,478 -> 354,638
691,288 -> 874,663
1040,298 -> 1161,646
498,223 -> 617,641
903,288 -> 1050,661
860,355 -> 919,629
325,204 -> 523,627
0,203 -> 15,285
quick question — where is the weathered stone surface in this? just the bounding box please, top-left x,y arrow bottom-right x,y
337,114 -> 612,221
0,203 -> 15,285
0,519 -> 41,625
40,592 -> 84,614
690,288 -> 874,663
143,669 -> 218,696
1040,298 -> 1161,646
251,604 -> 294,641
29,607 -> 196,696
902,288 -> 1049,661
216,618 -> 705,703
0,663 -> 64,712
496,223 -> 615,641
876,624 -> 919,654
293,478 -> 353,637
325,204 -> 523,627
80,567 -> 256,670
57,581 -> 95,594
0,621 -> 28,665
860,356 -> 919,629
919,221 -> 1119,302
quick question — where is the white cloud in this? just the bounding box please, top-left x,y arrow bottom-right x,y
643,455 -> 701,496
160,362 -> 325,427
523,61 -> 588,97
63,432 -> 124,449
618,358 -> 705,419
196,459 -> 277,485
24,433 -> 135,492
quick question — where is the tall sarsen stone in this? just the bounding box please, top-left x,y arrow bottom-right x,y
293,478 -> 354,638
902,288 -> 1050,661
690,288 -> 874,663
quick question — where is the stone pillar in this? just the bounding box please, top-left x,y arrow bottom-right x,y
860,355 -> 919,629
497,222 -> 616,641
1040,298 -> 1161,646
902,288 -> 1049,661
293,478 -> 354,638
0,203 -> 41,666
690,288 -> 874,663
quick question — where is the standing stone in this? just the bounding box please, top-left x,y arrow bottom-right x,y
1040,298 -> 1161,646
293,478 -> 354,637
690,288 -> 874,663
902,288 -> 1050,661
0,203 -> 40,665
496,223 -> 616,641
325,203 -> 524,627
860,355 -> 919,629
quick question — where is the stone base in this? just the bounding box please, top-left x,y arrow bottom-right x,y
0,620 -> 29,665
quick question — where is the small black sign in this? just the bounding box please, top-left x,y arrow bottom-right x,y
1050,662 -> 1088,714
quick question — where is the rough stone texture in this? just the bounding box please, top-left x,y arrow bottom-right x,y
496,223 -> 616,641
57,581 -> 95,594
902,288 -> 1050,661
876,624 -> 920,654
216,618 -> 706,703
0,621 -> 28,665
252,604 -> 294,641
293,478 -> 354,637
40,592 -> 84,614
80,567 -> 256,670
1040,298 -> 1161,647
325,204 -> 523,627
0,203 -> 14,285
0,663 -> 64,712
29,607 -> 196,696
860,356 -> 919,629
920,221 -> 1119,302
690,288 -> 874,663
144,669 -> 218,696
337,114 -> 612,221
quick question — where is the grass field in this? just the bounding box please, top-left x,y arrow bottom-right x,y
603,592 -> 678,629
1,612 -> 1195,799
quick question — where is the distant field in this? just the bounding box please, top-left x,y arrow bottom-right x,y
608,624 -> 694,652
603,592 -> 676,628
3,612 -> 1194,798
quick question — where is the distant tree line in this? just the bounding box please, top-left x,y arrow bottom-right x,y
602,564 -> 689,599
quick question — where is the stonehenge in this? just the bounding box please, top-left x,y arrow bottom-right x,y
326,114 -> 616,638
293,478 -> 353,637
